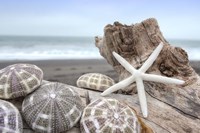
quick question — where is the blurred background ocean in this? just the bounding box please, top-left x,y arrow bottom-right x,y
0,35 -> 199,60
0,0 -> 199,61
0,36 -> 99,60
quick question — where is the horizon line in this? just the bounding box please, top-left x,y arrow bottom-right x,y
0,34 -> 199,41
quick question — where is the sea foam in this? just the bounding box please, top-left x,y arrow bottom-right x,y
0,36 -> 199,60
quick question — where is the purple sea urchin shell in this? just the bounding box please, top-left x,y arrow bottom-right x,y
0,99 -> 23,133
0,64 -> 43,99
22,82 -> 84,133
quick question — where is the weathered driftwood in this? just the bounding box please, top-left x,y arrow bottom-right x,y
95,18 -> 200,132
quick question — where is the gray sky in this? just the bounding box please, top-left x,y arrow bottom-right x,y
0,0 -> 200,39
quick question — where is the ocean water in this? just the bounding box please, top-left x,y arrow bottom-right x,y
0,36 -> 199,60
0,36 -> 100,60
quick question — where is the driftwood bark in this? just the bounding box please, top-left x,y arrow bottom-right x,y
95,18 -> 200,132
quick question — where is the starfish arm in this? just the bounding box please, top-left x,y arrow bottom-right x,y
113,51 -> 136,74
142,74 -> 185,85
139,42 -> 164,73
136,77 -> 148,117
101,76 -> 135,96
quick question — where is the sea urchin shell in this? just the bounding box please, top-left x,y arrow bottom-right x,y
22,82 -> 84,133
0,64 -> 43,99
0,99 -> 23,133
77,73 -> 115,92
80,98 -> 141,133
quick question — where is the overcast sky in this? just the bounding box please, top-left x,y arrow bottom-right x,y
0,0 -> 200,39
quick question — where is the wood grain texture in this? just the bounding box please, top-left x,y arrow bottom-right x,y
95,18 -> 200,132
88,90 -> 200,133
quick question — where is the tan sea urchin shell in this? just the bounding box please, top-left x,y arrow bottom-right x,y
80,98 -> 141,133
0,64 -> 43,99
22,82 -> 84,133
77,73 -> 115,91
0,99 -> 23,133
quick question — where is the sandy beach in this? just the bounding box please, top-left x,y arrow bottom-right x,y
0,59 -> 119,86
0,59 -> 199,85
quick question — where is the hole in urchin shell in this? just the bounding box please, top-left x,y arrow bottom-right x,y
114,113 -> 119,119
50,93 -> 56,99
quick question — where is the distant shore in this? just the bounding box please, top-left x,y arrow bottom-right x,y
0,59 -> 199,86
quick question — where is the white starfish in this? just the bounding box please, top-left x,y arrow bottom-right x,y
101,42 -> 185,118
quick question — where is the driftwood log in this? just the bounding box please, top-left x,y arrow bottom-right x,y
95,18 -> 200,133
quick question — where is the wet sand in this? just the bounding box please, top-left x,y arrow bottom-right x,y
0,59 -> 119,86
0,59 -> 199,86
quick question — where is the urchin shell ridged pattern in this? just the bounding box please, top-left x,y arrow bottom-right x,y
80,98 -> 141,133
0,64 -> 43,99
22,82 -> 84,133
0,99 -> 23,133
77,73 -> 115,91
